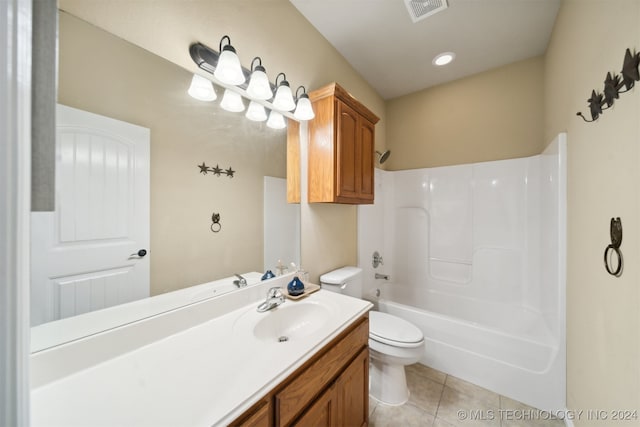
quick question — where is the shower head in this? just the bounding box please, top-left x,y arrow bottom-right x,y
376,150 -> 391,164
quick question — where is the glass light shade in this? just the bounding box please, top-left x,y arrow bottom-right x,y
293,95 -> 315,121
272,83 -> 296,111
246,101 -> 267,122
220,89 -> 245,112
266,110 -> 287,129
246,68 -> 272,100
214,47 -> 245,85
188,74 -> 217,101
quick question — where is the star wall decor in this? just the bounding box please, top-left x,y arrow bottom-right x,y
196,162 -> 236,178
577,48 -> 640,123
587,90 -> 604,121
603,72 -> 622,107
211,164 -> 223,176
621,48 -> 640,91
198,162 -> 209,174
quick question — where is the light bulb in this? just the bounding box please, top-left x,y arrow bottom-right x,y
294,95 -> 315,121
273,83 -> 296,112
188,74 -> 217,101
214,37 -> 245,85
433,52 -> 455,66
266,110 -> 286,129
220,89 -> 245,112
246,101 -> 267,122
246,66 -> 272,100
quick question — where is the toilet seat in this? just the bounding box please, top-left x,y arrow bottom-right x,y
369,311 -> 424,348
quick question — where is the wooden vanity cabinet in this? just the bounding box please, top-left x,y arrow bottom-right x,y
307,83 -> 379,204
231,314 -> 369,427
230,397 -> 272,427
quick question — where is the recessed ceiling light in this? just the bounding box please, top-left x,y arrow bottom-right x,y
433,52 -> 455,66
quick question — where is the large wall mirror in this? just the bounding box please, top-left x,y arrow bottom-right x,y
30,10 -> 300,351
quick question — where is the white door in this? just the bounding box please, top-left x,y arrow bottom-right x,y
30,104 -> 150,326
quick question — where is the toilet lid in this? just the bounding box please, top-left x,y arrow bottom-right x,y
369,311 -> 424,347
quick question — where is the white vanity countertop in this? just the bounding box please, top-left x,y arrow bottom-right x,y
30,272 -> 263,353
31,286 -> 371,426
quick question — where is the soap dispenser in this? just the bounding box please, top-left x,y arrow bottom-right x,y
287,276 -> 305,296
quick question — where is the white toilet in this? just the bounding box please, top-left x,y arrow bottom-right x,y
320,266 -> 424,406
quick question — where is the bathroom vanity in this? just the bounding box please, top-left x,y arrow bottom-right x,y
30,274 -> 372,426
232,313 -> 369,426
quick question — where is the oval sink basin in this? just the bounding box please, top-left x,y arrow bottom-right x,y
253,302 -> 331,343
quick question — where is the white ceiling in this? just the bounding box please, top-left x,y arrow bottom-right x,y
290,0 -> 561,99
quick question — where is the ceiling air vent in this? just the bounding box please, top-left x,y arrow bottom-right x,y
404,0 -> 449,23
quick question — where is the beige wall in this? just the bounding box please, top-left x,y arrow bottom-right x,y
385,56 -> 544,170
60,0 -> 386,283
59,12 -> 287,295
545,1 -> 640,424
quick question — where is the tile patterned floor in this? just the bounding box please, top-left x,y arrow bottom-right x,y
369,364 -> 565,427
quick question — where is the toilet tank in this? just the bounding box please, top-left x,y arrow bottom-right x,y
319,266 -> 363,299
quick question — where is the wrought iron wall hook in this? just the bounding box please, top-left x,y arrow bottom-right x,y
210,212 -> 222,233
604,217 -> 623,277
577,48 -> 640,122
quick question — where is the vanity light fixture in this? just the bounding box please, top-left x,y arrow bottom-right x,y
246,101 -> 268,122
272,73 -> 296,112
433,52 -> 455,66
189,39 -> 311,127
246,57 -> 273,100
266,110 -> 287,129
214,35 -> 245,85
220,89 -> 245,112
188,74 -> 217,101
293,86 -> 315,121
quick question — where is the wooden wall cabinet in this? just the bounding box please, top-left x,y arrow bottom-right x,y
231,314 -> 369,427
286,120 -> 301,204
307,83 -> 379,204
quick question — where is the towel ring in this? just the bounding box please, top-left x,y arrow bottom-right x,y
604,217 -> 623,277
604,244 -> 622,276
210,212 -> 222,233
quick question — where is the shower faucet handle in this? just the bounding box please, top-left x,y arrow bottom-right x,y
372,251 -> 384,268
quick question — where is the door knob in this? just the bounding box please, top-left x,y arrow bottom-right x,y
131,249 -> 147,258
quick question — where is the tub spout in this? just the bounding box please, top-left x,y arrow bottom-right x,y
375,273 -> 389,280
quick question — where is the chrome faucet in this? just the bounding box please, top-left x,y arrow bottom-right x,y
234,273 -> 247,288
375,273 -> 390,280
257,287 -> 285,312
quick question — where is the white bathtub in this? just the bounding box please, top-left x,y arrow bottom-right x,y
377,285 -> 565,412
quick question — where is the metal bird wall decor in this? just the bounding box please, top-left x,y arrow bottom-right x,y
577,48 -> 640,123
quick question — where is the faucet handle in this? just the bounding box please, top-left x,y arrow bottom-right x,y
234,273 -> 248,288
267,286 -> 283,299
372,251 -> 384,268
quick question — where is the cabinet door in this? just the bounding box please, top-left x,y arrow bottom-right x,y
358,119 -> 375,203
293,385 -> 337,427
336,100 -> 359,201
230,399 -> 271,427
336,349 -> 369,427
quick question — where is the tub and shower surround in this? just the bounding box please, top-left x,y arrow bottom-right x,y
357,134 -> 566,412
